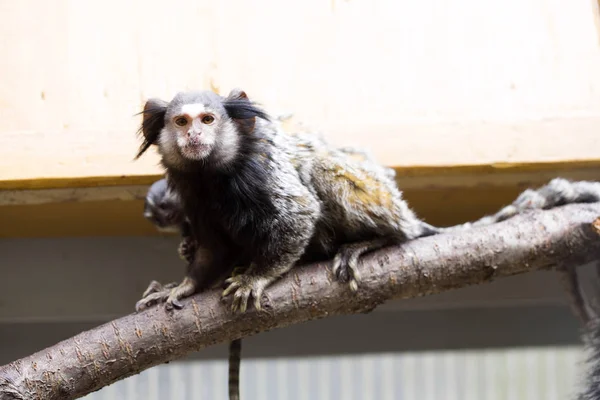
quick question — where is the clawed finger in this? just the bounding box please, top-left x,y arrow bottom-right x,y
222,280 -> 241,297
222,273 -> 269,313
135,292 -> 163,312
332,247 -> 363,289
347,255 -> 362,283
141,280 -> 163,298
253,288 -> 264,311
232,288 -> 250,313
165,295 -> 185,310
135,300 -> 148,312
332,255 -> 343,277
334,262 -> 351,282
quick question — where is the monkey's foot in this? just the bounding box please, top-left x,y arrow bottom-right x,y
141,280 -> 178,299
135,277 -> 197,312
332,238 -> 390,292
222,274 -> 271,313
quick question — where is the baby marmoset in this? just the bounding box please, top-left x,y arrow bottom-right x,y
142,177 -> 195,266
134,88 -> 439,313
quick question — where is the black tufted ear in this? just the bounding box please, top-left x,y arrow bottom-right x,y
222,88 -> 270,135
135,98 -> 168,159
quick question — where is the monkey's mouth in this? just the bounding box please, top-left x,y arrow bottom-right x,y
181,142 -> 211,157
184,141 -> 209,150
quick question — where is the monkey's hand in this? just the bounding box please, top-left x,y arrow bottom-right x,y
332,238 -> 392,292
135,277 -> 197,312
222,266 -> 273,313
177,237 -> 196,264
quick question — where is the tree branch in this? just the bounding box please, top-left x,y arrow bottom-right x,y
2,203 -> 600,400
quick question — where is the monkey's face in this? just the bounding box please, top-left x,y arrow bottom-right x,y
143,179 -> 185,232
137,89 -> 269,169
160,91 -> 240,166
144,195 -> 184,233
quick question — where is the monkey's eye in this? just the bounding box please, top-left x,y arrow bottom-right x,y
201,115 -> 215,124
174,117 -> 188,127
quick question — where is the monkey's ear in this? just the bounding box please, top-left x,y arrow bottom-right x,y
223,88 -> 270,135
135,98 -> 168,159
226,88 -> 249,101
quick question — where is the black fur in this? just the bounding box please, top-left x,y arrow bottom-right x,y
223,98 -> 270,121
223,98 -> 270,136
167,131 -> 276,268
579,319 -> 600,400
135,104 -> 167,159
137,92 -> 277,289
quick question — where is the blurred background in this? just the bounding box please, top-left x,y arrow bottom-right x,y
2,0 -> 600,398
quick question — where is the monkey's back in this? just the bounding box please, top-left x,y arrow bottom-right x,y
271,125 -> 428,258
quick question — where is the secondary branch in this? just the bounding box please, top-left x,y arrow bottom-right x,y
2,203 -> 600,400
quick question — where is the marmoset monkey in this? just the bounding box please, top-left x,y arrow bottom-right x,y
134,88 -> 441,313
142,177 -> 196,264
134,88 -> 600,315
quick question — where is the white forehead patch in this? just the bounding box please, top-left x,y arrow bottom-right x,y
181,103 -> 206,118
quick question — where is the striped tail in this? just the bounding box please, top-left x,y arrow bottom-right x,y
563,261 -> 600,400
228,339 -> 242,400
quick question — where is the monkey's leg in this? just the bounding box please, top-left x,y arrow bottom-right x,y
223,194 -> 319,313
332,237 -> 393,292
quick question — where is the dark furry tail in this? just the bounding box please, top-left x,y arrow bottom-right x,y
579,318 -> 600,400
432,178 -> 600,234
564,261 -> 600,400
228,339 -> 242,400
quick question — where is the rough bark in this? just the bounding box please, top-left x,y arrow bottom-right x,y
2,203 -> 600,400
